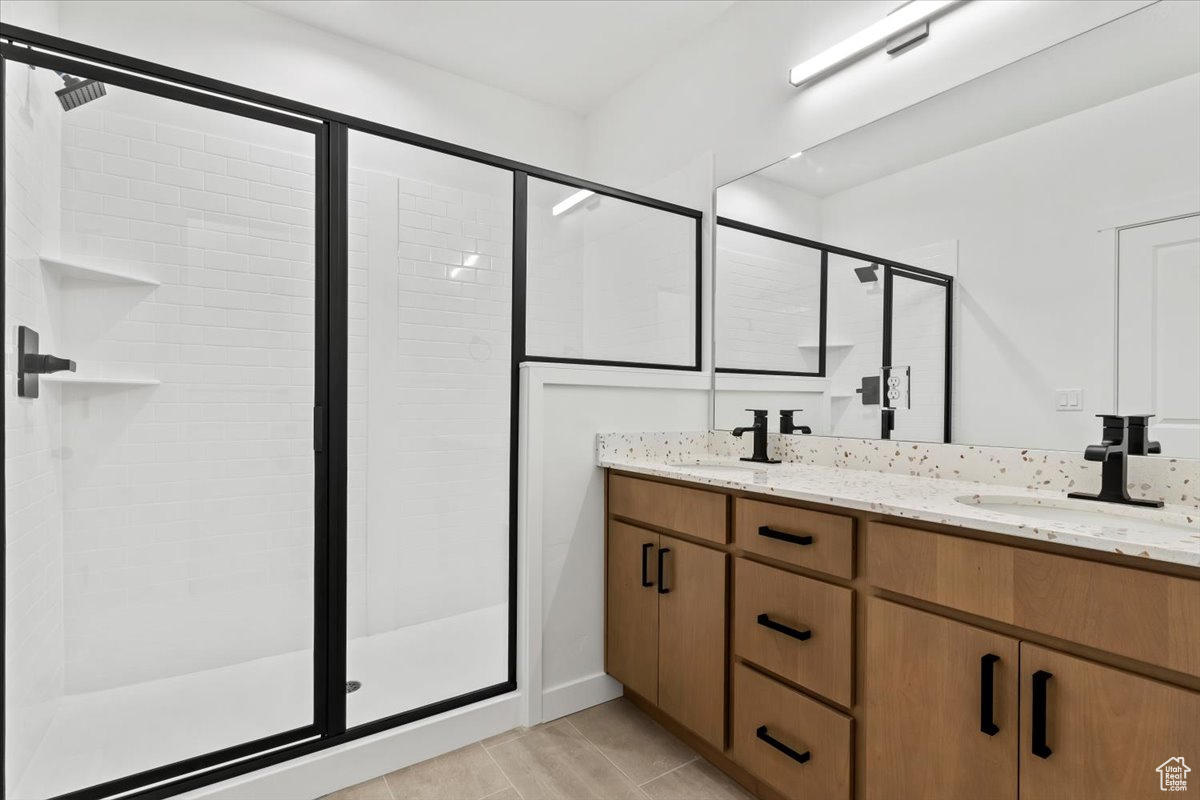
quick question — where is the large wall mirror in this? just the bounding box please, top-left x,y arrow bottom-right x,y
713,1 -> 1200,458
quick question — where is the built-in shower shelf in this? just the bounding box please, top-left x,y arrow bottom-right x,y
798,341 -> 854,350
43,374 -> 160,387
40,256 -> 160,287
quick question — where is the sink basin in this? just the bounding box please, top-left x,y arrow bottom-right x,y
955,495 -> 1197,534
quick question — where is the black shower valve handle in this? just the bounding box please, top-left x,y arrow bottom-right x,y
23,353 -> 77,375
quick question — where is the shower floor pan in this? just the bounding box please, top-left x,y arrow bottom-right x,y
13,604 -> 507,799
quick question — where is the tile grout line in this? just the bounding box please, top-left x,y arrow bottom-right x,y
479,738 -> 526,800
636,754 -> 701,788
560,718 -> 655,800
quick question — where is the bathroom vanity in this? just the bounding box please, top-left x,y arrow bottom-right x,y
598,434 -> 1200,800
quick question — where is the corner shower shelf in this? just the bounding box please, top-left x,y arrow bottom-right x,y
798,341 -> 854,350
40,256 -> 160,287
43,374 -> 160,387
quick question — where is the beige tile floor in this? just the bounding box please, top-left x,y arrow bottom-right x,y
323,698 -> 754,800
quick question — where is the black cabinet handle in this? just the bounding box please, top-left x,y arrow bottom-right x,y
756,725 -> 810,764
640,543 -> 654,588
1032,670 -> 1053,759
657,548 -> 670,594
980,654 -> 1000,736
757,613 -> 811,641
758,525 -> 813,546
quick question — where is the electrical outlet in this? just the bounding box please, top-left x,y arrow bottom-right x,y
1055,388 -> 1084,411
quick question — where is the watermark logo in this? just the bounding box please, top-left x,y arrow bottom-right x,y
1158,757 -> 1190,792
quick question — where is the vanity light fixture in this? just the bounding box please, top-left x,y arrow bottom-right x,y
788,0 -> 959,87
552,189 -> 594,216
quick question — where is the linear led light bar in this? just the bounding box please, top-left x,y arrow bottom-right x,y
552,189 -> 594,216
789,0 -> 958,87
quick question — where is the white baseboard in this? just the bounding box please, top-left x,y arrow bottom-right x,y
540,673 -> 622,722
179,693 -> 522,800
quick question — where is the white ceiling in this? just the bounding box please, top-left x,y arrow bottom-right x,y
245,0 -> 736,115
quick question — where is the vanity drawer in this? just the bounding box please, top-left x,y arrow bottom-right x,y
608,473 -> 728,544
731,662 -> 852,800
867,522 -> 1200,677
733,558 -> 853,706
734,498 -> 854,578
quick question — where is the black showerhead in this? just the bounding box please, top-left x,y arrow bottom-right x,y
55,73 -> 106,111
854,263 -> 880,283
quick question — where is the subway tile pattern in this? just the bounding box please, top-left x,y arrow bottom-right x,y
57,105 -> 317,693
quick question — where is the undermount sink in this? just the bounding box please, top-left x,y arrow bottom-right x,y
955,494 -> 1197,534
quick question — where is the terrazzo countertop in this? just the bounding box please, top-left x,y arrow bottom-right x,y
597,433 -> 1200,568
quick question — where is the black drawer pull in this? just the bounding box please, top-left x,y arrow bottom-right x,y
980,654 -> 1000,736
758,525 -> 813,546
1032,670 -> 1052,759
757,613 -> 811,641
641,543 -> 654,588
756,725 -> 810,764
657,548 -> 671,594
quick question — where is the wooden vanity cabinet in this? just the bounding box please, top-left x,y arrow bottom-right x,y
604,469 -> 1200,800
865,600 -> 1019,800
605,521 -> 660,702
1018,644 -> 1200,800
605,477 -> 728,749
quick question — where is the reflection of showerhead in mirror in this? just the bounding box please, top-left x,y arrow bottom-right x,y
55,72 -> 107,111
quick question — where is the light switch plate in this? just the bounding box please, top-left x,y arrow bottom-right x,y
1055,388 -> 1084,411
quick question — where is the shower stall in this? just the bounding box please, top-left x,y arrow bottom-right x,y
715,217 -> 953,441
3,23 -> 703,800
2,30 -> 517,800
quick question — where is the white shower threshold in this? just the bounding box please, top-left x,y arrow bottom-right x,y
13,604 -> 508,800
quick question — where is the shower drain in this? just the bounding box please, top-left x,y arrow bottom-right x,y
346,680 -> 362,694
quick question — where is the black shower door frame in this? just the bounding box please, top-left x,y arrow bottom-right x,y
0,23 -> 705,800
881,264 -> 954,443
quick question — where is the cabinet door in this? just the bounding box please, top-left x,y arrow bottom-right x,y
606,521 -> 660,702
865,600 -> 1018,800
1019,643 -> 1200,800
658,534 -> 728,749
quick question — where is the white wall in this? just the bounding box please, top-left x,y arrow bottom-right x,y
820,73 -> 1200,451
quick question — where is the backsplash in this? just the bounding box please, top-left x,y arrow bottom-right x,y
595,431 -> 1200,510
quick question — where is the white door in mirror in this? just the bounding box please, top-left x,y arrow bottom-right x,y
1117,215 -> 1200,459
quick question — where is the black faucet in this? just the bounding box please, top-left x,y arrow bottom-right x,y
732,409 -> 780,463
1067,414 -> 1164,508
780,409 -> 811,435
1126,415 -> 1161,456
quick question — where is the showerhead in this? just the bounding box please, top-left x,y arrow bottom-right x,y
55,73 -> 106,111
854,263 -> 880,283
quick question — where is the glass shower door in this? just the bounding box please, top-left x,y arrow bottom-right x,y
883,267 -> 952,442
4,54 -> 323,799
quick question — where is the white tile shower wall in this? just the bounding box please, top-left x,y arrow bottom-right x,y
4,63 -> 66,794
56,106 -> 316,693
715,239 -> 822,373
827,255 -> 883,438
353,160 -> 512,641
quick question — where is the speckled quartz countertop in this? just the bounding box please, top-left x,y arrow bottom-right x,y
596,432 -> 1200,568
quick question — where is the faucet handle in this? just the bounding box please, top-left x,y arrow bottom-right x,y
745,408 -> 768,418
780,409 -> 804,415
